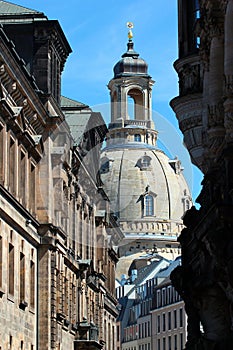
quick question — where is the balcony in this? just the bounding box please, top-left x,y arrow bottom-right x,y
75,320 -> 103,349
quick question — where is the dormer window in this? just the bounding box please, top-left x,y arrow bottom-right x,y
136,154 -> 152,170
134,134 -> 141,142
141,157 -> 150,168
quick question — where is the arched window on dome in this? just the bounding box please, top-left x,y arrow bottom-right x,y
134,134 -> 141,142
145,195 -> 154,216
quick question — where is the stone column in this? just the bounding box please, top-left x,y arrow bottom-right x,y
224,0 -> 233,141
206,19 -> 225,163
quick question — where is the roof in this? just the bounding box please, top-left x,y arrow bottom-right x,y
133,259 -> 162,285
156,256 -> 181,279
0,0 -> 45,19
61,96 -> 89,110
65,113 -> 92,146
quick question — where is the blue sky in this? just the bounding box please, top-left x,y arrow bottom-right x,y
13,0 -> 203,202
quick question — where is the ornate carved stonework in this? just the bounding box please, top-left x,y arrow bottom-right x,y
208,103 -> 224,127
179,63 -> 203,96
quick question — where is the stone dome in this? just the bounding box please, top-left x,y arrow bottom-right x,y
113,41 -> 149,79
100,132 -> 192,257
101,141 -> 191,224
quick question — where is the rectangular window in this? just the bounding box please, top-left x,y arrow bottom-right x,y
174,309 -> 177,328
147,321 -> 151,337
30,261 -> 35,308
168,336 -> 171,350
162,313 -> 166,332
117,325 -> 120,342
19,151 -> 26,205
163,338 -> 166,350
29,163 -> 36,214
20,252 -> 25,302
174,334 -> 177,350
8,243 -> 14,295
9,137 -> 16,194
157,290 -> 161,307
180,308 -> 183,327
157,315 -> 160,333
157,339 -> 160,350
180,333 -> 183,350
168,311 -> 171,330
162,288 -> 166,306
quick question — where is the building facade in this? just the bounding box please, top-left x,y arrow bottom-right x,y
0,2 -> 122,349
116,256 -> 187,350
170,0 -> 233,349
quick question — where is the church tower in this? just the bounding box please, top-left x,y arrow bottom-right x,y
101,25 -> 192,275
107,23 -> 157,148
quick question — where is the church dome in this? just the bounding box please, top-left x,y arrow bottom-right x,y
101,27 -> 192,259
113,41 -> 149,78
101,142 -> 191,224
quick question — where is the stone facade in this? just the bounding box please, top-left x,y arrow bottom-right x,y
0,2 -> 122,349
170,0 -> 233,349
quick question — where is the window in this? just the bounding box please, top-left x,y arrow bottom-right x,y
174,309 -> 177,328
20,253 -> 25,303
157,315 -> 160,333
9,137 -> 16,194
8,243 -> 14,296
180,308 -> 183,327
168,336 -> 171,350
180,333 -> 183,350
29,163 -> 36,213
145,195 -> 154,216
117,325 -> 120,342
157,290 -> 161,307
163,338 -> 166,350
168,312 -> 171,330
147,321 -> 151,337
162,313 -> 166,332
174,335 -> 177,350
157,339 -> 160,350
134,134 -> 141,142
19,151 -> 26,204
30,261 -> 35,308
141,157 -> 150,168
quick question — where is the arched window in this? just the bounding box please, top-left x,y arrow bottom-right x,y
134,134 -> 141,142
145,195 -> 154,216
